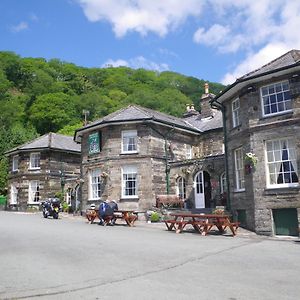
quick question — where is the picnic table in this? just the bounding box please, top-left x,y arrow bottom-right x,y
164,213 -> 239,236
86,209 -> 138,227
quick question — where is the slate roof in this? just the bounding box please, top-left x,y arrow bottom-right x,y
76,105 -> 202,135
184,110 -> 223,132
6,133 -> 81,155
239,49 -> 300,81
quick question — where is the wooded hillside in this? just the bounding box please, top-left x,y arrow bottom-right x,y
0,51 -> 224,192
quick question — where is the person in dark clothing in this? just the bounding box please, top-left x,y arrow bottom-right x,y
98,200 -> 113,225
109,200 -> 119,225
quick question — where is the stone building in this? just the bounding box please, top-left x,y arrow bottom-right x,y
211,50 -> 300,236
74,94 -> 225,213
6,133 -> 81,211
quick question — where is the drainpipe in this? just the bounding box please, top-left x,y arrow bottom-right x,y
147,123 -> 175,194
210,99 -> 231,211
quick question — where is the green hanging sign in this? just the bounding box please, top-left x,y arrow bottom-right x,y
88,132 -> 100,154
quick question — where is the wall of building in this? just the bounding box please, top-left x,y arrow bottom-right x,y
7,150 -> 80,210
80,122 -> 199,212
223,72 -> 300,235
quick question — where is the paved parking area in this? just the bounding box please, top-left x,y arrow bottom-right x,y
0,211 -> 300,300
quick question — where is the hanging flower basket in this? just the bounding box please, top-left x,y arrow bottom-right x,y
244,152 -> 258,174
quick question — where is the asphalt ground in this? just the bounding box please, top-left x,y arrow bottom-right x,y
0,211 -> 299,300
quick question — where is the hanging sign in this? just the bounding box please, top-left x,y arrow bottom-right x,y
88,132 -> 100,154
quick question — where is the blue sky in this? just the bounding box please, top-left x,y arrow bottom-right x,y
0,0 -> 299,84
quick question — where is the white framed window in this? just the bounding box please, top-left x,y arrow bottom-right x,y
12,155 -> 19,172
122,165 -> 138,198
122,130 -> 137,153
186,145 -> 192,159
10,184 -> 18,204
220,172 -> 227,194
176,177 -> 186,199
265,139 -> 298,188
65,189 -> 72,206
232,98 -> 240,128
234,148 -> 245,191
89,169 -> 102,200
30,153 -> 40,169
28,180 -> 40,203
261,81 -> 292,117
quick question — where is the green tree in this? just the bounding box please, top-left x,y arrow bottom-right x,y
28,92 -> 78,134
58,122 -> 83,136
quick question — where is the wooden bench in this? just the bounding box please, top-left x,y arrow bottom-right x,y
164,219 -> 190,233
156,195 -> 184,209
86,209 -> 138,227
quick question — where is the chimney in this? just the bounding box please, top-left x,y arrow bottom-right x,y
200,83 -> 215,118
204,82 -> 209,94
183,103 -> 199,118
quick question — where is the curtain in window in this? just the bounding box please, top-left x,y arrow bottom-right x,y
277,141 -> 298,184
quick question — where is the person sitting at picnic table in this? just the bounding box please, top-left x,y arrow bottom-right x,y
108,200 -> 119,225
98,200 -> 113,226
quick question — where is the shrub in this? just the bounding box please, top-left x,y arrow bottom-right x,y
150,211 -> 161,222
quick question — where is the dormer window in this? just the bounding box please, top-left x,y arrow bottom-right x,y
261,81 -> 292,117
232,98 -> 240,128
30,153 -> 40,169
122,130 -> 138,153
12,155 -> 19,172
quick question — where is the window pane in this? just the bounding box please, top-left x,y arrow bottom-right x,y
266,139 -> 298,187
122,166 -> 137,197
261,81 -> 291,115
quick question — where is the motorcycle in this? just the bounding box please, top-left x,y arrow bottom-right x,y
41,198 -> 61,219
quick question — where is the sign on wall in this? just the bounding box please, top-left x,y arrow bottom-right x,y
88,132 -> 100,154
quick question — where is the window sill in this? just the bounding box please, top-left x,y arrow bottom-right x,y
261,110 -> 293,119
29,168 -> 41,171
27,202 -> 40,205
120,151 -> 138,155
233,189 -> 245,193
120,197 -> 139,202
264,186 -> 300,195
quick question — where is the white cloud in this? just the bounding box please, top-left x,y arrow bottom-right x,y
221,43 -> 291,85
77,0 -> 203,37
102,56 -> 169,72
101,59 -> 129,68
10,21 -> 28,33
201,0 -> 300,84
193,24 -> 230,46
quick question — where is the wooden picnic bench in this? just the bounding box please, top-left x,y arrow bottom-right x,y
165,213 -> 240,236
86,209 -> 138,227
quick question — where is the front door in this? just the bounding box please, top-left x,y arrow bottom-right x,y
194,171 -> 205,208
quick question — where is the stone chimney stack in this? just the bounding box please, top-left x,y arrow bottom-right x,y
183,103 -> 199,118
200,83 -> 215,118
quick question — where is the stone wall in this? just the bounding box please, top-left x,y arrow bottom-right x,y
7,150 -> 81,210
80,122 -> 199,212
223,71 -> 300,235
